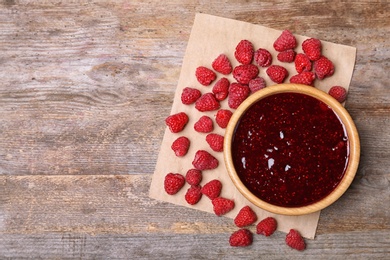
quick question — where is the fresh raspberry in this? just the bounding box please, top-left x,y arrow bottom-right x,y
181,87 -> 201,105
192,150 -> 219,170
228,83 -> 250,109
285,229 -> 306,251
212,54 -> 233,75
233,64 -> 259,84
234,39 -> 254,65
194,115 -> 213,133
248,77 -> 266,93
201,179 -> 222,200
234,206 -> 258,228
229,229 -> 253,247
206,133 -> 224,152
185,185 -> 202,205
266,65 -> 288,84
277,49 -> 296,63
273,30 -> 297,52
254,48 -> 272,67
289,71 -> 316,86
294,53 -> 312,73
185,169 -> 202,186
171,136 -> 190,157
314,56 -> 335,80
328,86 -> 347,103
212,197 -> 235,216
164,173 -> 185,195
302,38 -> 322,61
165,112 -> 189,133
215,109 -> 233,129
256,217 -> 277,236
195,66 -> 216,86
195,93 -> 220,112
212,77 -> 230,101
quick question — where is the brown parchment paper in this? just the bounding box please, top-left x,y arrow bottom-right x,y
149,13 -> 357,239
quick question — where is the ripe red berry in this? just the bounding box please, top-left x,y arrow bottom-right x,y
294,53 -> 312,73
195,66 -> 216,86
233,64 -> 259,85
302,38 -> 322,61
195,93 -> 220,112
234,206 -> 258,228
194,115 -> 213,133
314,56 -> 335,80
289,71 -> 316,86
212,54 -> 233,75
248,77 -> 266,93
192,150 -> 219,170
185,185 -> 202,205
228,83 -> 250,109
185,169 -> 202,186
171,136 -> 190,157
266,65 -> 288,84
181,87 -> 201,105
254,48 -> 272,67
212,197 -> 235,216
215,109 -> 233,129
256,217 -> 277,236
285,229 -> 306,251
164,173 -> 185,195
234,39 -> 254,65
277,49 -> 296,63
273,30 -> 297,52
229,229 -> 253,247
165,112 -> 189,133
328,86 -> 347,103
201,179 -> 222,200
212,77 -> 230,101
206,133 -> 224,152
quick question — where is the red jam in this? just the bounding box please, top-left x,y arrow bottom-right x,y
232,92 -> 349,207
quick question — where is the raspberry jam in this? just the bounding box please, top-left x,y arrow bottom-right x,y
232,92 -> 349,207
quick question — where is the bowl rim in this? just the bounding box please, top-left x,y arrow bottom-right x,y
223,83 -> 360,216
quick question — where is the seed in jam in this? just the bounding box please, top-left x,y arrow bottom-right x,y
232,92 -> 349,207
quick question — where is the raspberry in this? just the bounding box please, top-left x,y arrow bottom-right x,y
277,49 -> 296,63
165,112 -> 189,133
302,38 -> 322,61
254,48 -> 272,67
171,136 -> 190,157
212,77 -> 230,101
234,206 -> 258,228
215,109 -> 233,129
248,77 -> 266,93
229,229 -> 253,247
212,197 -> 235,216
206,133 -> 224,152
181,87 -> 201,105
328,86 -> 347,103
185,169 -> 202,186
256,217 -> 277,236
185,185 -> 202,205
195,66 -> 216,86
201,179 -> 222,200
164,173 -> 185,195
266,65 -> 288,84
192,150 -> 219,170
233,64 -> 259,84
289,71 -> 316,86
234,39 -> 254,65
285,229 -> 306,251
195,93 -> 220,112
228,83 -> 250,109
273,30 -> 297,52
194,115 -> 213,133
212,54 -> 233,75
294,53 -> 312,73
314,56 -> 335,80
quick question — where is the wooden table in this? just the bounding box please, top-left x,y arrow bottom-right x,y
0,1 -> 389,259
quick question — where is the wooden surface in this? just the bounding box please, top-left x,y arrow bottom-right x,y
0,1 -> 389,259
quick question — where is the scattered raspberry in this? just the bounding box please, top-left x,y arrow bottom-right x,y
165,112 -> 189,133
289,71 -> 316,86
185,169 -> 202,186
256,217 -> 277,236
201,179 -> 222,200
192,150 -> 219,170
229,229 -> 253,247
215,109 -> 233,129
195,93 -> 220,112
234,40 -> 254,65
233,64 -> 259,84
212,54 -> 233,75
164,173 -> 185,195
206,133 -> 224,152
185,185 -> 202,205
328,86 -> 347,103
285,229 -> 306,251
194,115 -> 213,133
195,66 -> 216,86
277,49 -> 296,63
254,48 -> 272,67
294,53 -> 312,73
248,77 -> 266,93
228,83 -> 250,109
171,136 -> 190,157
314,56 -> 335,80
212,77 -> 230,101
273,30 -> 297,52
181,87 -> 201,105
212,197 -> 235,216
234,206 -> 258,228
302,38 -> 322,61
266,65 -> 288,84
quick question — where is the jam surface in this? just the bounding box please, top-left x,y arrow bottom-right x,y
232,92 -> 349,207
